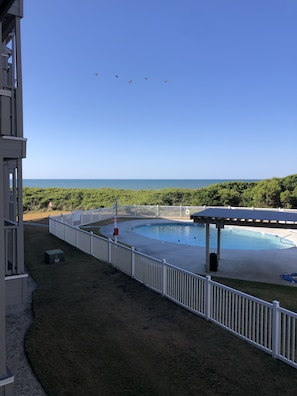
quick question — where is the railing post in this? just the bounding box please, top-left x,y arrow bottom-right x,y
205,275 -> 211,321
272,300 -> 280,359
90,231 -> 93,256
162,259 -> 167,296
131,247 -> 135,278
75,227 -> 78,248
108,238 -> 112,264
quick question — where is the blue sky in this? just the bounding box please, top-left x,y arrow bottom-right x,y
21,0 -> 297,179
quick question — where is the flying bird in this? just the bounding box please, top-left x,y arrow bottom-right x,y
94,72 -> 169,85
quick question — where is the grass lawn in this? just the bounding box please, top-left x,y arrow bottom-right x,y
24,216 -> 297,396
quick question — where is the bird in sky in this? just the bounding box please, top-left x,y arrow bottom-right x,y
94,72 -> 169,84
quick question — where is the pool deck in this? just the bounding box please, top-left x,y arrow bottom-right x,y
99,219 -> 297,286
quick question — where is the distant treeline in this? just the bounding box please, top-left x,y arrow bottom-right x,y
23,174 -> 297,212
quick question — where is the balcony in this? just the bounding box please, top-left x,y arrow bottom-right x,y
4,219 -> 18,275
4,219 -> 27,305
1,135 -> 26,159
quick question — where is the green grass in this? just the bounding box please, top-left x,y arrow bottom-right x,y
24,220 -> 297,396
214,277 -> 297,312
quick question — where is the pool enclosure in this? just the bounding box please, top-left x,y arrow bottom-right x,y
191,207 -> 297,272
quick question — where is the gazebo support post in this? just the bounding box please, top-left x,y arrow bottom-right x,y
205,223 -> 210,272
217,225 -> 223,264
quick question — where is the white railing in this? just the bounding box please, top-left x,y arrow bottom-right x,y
54,205 -> 205,228
49,213 -> 297,369
55,207 -> 114,227
53,205 -> 297,229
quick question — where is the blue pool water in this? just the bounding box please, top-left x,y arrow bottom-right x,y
132,222 -> 295,250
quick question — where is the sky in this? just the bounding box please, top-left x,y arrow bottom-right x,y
21,0 -> 297,180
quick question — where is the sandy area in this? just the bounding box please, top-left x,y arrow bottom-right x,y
23,210 -> 71,222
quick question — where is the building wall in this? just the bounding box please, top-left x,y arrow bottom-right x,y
0,1 -> 24,393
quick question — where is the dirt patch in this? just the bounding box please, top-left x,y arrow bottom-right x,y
24,219 -> 297,396
23,210 -> 71,222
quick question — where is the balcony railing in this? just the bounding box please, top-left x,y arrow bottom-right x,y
4,220 -> 17,275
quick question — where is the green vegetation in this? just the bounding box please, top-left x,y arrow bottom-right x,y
23,174 -> 297,212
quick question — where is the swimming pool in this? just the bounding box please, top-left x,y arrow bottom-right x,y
132,222 -> 295,250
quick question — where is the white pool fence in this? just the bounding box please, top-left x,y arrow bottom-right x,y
49,206 -> 297,370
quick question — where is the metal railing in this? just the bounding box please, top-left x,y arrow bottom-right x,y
48,211 -> 297,369
55,205 -> 205,227
4,221 -> 18,275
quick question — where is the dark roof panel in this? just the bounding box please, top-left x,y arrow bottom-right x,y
191,207 -> 297,228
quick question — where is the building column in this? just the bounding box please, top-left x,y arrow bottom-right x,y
0,155 -> 6,389
17,158 -> 24,274
0,155 -> 15,394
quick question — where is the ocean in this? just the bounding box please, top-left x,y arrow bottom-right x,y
23,179 -> 260,190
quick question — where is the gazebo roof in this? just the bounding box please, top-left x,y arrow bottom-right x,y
190,207 -> 297,229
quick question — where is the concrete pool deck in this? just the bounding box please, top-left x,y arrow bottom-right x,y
99,219 -> 297,286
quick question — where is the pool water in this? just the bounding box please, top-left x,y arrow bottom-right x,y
132,222 -> 295,250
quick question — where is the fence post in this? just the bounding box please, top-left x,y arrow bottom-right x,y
162,259 -> 167,296
108,238 -> 112,264
272,300 -> 280,359
205,275 -> 211,321
75,227 -> 78,248
90,231 -> 93,256
131,247 -> 135,278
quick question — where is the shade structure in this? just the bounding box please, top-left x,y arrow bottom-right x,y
190,207 -> 297,272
